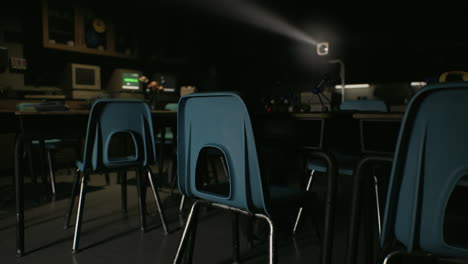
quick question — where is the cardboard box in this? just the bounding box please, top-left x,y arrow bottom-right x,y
180,86 -> 197,96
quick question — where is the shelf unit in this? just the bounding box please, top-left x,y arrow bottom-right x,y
41,0 -> 137,59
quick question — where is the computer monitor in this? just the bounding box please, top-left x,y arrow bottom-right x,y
64,63 -> 101,90
151,72 -> 177,91
373,82 -> 412,105
149,72 -> 179,109
107,68 -> 143,91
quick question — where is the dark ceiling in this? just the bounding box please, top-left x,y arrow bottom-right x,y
133,1 -> 468,84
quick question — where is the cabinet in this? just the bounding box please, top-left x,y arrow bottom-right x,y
41,0 -> 138,58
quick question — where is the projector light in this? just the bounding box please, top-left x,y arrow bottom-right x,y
317,42 -> 329,56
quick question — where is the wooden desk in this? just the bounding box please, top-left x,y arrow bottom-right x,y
254,112 -> 358,151
253,111 -> 347,264
353,113 -> 403,155
8,109 -> 177,256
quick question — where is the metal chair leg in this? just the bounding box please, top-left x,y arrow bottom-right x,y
232,212 -> 240,263
38,140 -> 48,186
257,214 -> 276,264
47,149 -> 56,195
171,171 -> 178,195
105,172 -> 110,185
135,168 -> 147,232
184,212 -> 199,263
373,175 -> 382,237
72,173 -> 88,253
179,195 -> 186,213
293,170 -> 315,233
64,169 -> 80,230
382,250 -> 402,264
174,200 -> 201,264
120,171 -> 127,212
25,143 -> 36,185
147,168 -> 169,235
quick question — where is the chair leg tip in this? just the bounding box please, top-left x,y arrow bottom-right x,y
72,249 -> 78,254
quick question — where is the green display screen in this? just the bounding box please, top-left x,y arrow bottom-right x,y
122,72 -> 140,90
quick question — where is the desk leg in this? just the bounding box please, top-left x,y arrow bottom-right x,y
38,140 -> 47,189
346,156 -> 392,264
232,212 -> 240,263
120,171 -> 127,212
321,153 -> 338,264
15,134 -> 24,257
158,129 -> 166,182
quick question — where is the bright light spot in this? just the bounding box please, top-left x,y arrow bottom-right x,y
410,81 -> 427,87
335,84 -> 370,89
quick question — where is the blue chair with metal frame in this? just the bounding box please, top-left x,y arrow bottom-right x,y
64,99 -> 168,253
378,82 -> 468,263
156,103 -> 178,188
173,92 -> 336,264
293,99 -> 388,233
31,138 -> 83,195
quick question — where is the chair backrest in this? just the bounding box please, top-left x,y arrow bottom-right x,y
381,82 -> 468,256
340,99 -> 388,112
177,92 -> 269,216
81,99 -> 157,172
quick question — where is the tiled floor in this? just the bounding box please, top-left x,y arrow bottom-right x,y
0,169 -> 333,264
0,168 -> 449,264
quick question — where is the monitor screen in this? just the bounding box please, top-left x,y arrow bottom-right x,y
107,68 -> 142,92
122,72 -> 140,90
68,63 -> 101,90
75,68 -> 96,85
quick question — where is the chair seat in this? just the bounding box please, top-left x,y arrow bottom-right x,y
267,185 -> 313,220
156,138 -> 174,144
32,139 -> 62,149
197,183 -> 306,215
268,185 -> 303,203
76,156 -> 140,173
307,152 -> 360,176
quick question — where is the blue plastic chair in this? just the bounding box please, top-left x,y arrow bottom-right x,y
65,99 -> 168,253
293,99 -> 389,233
380,82 -> 468,262
156,103 -> 178,143
156,103 -> 178,189
30,139 -> 83,195
174,92 -> 306,264
306,100 -> 388,175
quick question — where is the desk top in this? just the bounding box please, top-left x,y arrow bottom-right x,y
291,112 -> 335,119
352,113 -> 403,120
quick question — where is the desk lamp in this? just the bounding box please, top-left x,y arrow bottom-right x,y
317,42 -> 346,103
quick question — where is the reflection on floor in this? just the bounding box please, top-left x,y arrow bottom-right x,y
0,169 -> 325,264
0,169 -> 448,264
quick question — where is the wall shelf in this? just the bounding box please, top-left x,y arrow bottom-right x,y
41,0 -> 138,59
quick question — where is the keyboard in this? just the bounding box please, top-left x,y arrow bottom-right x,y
33,101 -> 68,111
